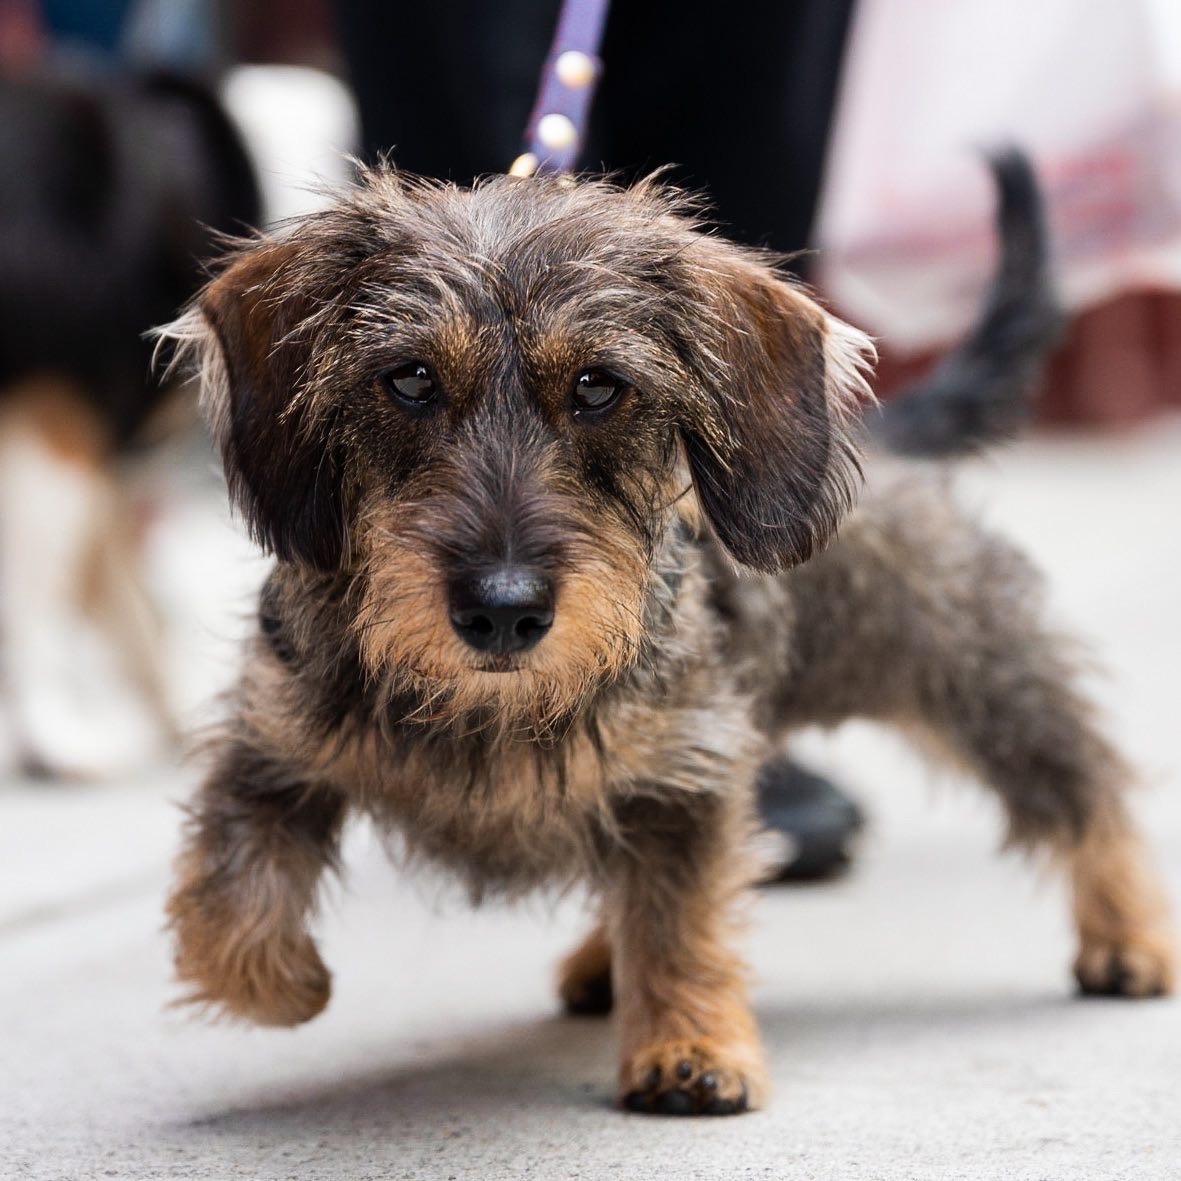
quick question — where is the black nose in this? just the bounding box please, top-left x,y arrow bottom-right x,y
448,568 -> 555,654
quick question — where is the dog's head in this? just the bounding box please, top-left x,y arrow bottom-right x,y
165,169 -> 873,731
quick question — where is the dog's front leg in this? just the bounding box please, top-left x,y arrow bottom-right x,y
604,789 -> 767,1115
167,737 -> 345,1026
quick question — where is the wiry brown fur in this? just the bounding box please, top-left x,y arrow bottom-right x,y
161,167 -> 1174,1117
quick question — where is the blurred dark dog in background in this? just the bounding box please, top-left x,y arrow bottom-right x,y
0,68 -> 258,778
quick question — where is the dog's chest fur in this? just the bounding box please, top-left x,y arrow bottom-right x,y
247,527 -> 797,896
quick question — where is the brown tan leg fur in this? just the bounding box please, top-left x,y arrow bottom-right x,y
1070,800 -> 1175,996
604,793 -> 768,1115
166,740 -> 345,1026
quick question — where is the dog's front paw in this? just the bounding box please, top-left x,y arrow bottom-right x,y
175,929 -> 332,1026
169,888 -> 332,1026
619,1039 -> 765,1115
1074,930 -> 1176,998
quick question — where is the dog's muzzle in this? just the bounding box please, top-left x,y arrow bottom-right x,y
448,568 -> 554,655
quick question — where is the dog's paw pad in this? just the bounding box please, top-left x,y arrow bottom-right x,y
619,1041 -> 756,1116
1074,936 -> 1176,998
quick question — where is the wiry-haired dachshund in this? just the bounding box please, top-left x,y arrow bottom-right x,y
161,152 -> 1174,1116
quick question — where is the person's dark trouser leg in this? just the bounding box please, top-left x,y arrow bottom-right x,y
592,0 -> 857,262
334,0 -> 557,180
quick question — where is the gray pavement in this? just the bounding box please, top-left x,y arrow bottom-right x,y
3,422 -> 1181,1180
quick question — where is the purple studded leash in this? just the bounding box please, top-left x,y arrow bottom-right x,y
510,0 -> 611,177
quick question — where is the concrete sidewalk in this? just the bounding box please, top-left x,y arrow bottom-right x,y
3,423 -> 1181,1180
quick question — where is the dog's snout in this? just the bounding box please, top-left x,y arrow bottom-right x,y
448,568 -> 554,655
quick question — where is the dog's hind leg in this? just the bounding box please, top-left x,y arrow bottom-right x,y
786,497 -> 1176,997
1067,800 -> 1175,996
557,919 -> 614,1016
911,637 -> 1175,998
167,737 -> 345,1025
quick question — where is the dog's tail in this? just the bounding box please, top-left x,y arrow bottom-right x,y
867,148 -> 1063,458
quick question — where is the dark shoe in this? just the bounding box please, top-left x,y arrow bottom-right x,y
756,755 -> 865,883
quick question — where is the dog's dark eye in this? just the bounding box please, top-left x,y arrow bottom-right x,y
571,369 -> 629,420
380,362 -> 440,410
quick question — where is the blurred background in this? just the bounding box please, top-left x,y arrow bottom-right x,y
1,2 -> 1179,1177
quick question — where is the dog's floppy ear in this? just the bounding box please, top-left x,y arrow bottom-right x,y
164,241 -> 347,570
677,249 -> 875,572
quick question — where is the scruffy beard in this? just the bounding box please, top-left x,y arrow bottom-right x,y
351,517 -> 650,743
